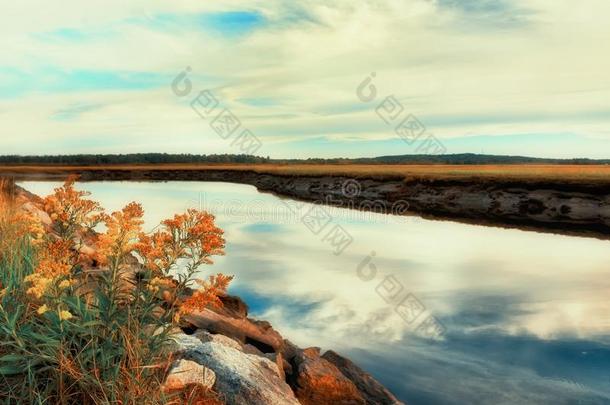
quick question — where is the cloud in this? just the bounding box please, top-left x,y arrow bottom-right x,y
0,68 -> 169,99
435,0 -> 534,28
1,0 -> 609,157
52,103 -> 105,121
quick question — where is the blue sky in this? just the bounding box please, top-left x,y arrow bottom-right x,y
0,0 -> 609,158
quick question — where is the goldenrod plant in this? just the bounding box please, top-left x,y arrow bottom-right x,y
0,177 -> 229,404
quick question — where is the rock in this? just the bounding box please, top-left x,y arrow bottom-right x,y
22,202 -> 52,227
282,357 -> 293,377
14,185 -> 42,204
263,352 -> 287,380
147,325 -> 181,338
293,347 -> 365,405
281,339 -> 300,362
243,343 -> 264,356
194,329 -> 243,351
278,340 -> 298,379
322,350 -> 404,405
162,359 -> 216,393
185,341 -> 300,405
170,332 -> 206,352
185,308 -> 284,353
219,294 -> 249,318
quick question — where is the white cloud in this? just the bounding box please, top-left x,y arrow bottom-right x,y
1,0 -> 609,156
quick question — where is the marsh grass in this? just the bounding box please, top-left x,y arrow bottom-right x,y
2,163 -> 610,186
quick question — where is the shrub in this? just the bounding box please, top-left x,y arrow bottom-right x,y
0,177 -> 230,404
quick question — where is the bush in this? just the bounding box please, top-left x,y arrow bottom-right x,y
0,177 -> 231,404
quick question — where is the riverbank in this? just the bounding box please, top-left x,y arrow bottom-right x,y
3,164 -> 610,239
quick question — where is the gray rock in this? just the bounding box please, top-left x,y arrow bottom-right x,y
162,359 -> 216,393
263,352 -> 288,380
168,332 -> 205,352
194,329 -> 243,351
186,341 -> 300,405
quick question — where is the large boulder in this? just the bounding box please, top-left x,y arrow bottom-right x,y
162,359 -> 216,393
263,352 -> 288,380
194,329 -> 243,351
170,333 -> 206,352
322,350 -> 404,405
185,340 -> 300,405
185,308 -> 284,353
292,347 -> 365,405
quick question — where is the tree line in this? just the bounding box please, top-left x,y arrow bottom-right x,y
0,153 -> 607,165
0,154 -> 271,165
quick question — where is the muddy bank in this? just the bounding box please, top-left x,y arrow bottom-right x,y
4,167 -> 610,239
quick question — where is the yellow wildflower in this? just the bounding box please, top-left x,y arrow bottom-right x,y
58,279 -> 72,289
37,304 -> 49,315
59,310 -> 73,321
24,273 -> 52,299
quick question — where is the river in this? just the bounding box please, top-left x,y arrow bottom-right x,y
21,181 -> 610,405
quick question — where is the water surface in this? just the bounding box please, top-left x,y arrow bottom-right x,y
21,181 -> 610,405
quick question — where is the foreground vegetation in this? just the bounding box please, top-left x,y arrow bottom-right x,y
0,178 -> 229,404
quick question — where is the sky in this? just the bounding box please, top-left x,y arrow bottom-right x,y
1,0 -> 609,159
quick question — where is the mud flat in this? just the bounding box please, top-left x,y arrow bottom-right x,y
3,166 -> 610,239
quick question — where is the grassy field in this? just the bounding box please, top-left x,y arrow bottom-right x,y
1,163 -> 610,185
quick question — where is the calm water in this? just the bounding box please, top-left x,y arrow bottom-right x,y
22,181 -> 610,405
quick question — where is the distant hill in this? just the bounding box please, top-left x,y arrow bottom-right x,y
346,153 -> 610,165
0,153 -> 608,166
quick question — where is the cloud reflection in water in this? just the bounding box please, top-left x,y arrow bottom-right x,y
21,181 -> 610,404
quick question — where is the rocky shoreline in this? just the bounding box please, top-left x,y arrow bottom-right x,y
6,167 -> 610,239
11,183 -> 404,405
168,294 -> 404,404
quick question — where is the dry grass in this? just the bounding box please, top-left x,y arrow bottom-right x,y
2,163 -> 610,185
